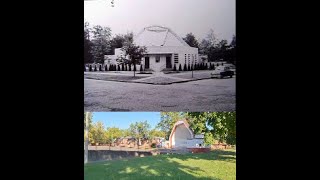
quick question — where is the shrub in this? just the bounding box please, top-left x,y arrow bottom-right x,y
94,65 -> 97,71
122,63 -> 124,71
89,65 -> 92,71
118,65 -> 120,71
179,64 -> 182,71
173,64 -> 177,71
188,64 -> 190,71
99,65 -> 102,71
105,65 -> 108,71
183,64 -> 187,71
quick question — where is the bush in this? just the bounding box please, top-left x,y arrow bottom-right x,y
188,64 -> 190,71
129,64 -> 131,71
122,64 -> 124,71
105,65 -> 108,71
94,65 -> 97,71
118,65 -> 120,71
184,64 -> 187,71
179,64 -> 182,71
89,65 -> 92,71
151,143 -> 156,148
109,64 -> 113,71
99,65 -> 102,71
173,64 -> 177,71
205,63 -> 208,70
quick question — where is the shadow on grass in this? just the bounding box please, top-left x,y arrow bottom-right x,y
85,150 -> 236,180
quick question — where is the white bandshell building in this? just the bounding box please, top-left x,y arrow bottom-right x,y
105,25 -> 200,72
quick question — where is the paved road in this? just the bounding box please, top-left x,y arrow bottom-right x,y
84,77 -> 235,112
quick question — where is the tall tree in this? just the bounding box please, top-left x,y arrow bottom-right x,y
157,112 -> 185,139
187,112 -> 236,145
118,39 -> 147,77
149,129 -> 166,140
183,33 -> 199,48
105,127 -> 122,145
90,121 -> 106,145
84,22 -> 93,64
129,121 -> 151,148
91,25 -> 111,64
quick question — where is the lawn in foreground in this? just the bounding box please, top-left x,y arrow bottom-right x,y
84,149 -> 236,180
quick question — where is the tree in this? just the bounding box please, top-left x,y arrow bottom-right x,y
90,121 -> 106,145
183,33 -> 199,48
179,64 -> 182,71
149,129 -> 166,141
105,127 -> 122,146
91,25 -> 111,64
84,22 -> 93,65
89,65 -> 92,71
129,121 -> 151,149
188,64 -> 190,71
183,64 -> 187,71
94,65 -> 97,71
116,33 -> 147,77
157,112 -> 185,139
186,112 -> 236,145
105,64 -> 108,71
99,64 -> 102,71
173,64 -> 177,71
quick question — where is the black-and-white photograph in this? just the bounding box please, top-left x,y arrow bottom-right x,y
84,0 -> 236,112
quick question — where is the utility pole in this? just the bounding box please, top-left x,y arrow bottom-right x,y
84,112 -> 89,164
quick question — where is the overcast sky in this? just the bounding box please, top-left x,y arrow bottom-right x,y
84,0 -> 235,42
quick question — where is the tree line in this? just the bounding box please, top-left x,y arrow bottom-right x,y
84,112 -> 236,147
84,22 -> 236,67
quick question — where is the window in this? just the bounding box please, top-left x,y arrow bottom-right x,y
174,54 -> 179,64
155,56 -> 160,63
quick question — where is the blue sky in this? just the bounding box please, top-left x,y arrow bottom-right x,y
92,112 -> 161,129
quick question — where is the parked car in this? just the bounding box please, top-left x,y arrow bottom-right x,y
211,66 -> 234,78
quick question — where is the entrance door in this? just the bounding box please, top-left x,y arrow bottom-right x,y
166,56 -> 172,68
145,57 -> 150,69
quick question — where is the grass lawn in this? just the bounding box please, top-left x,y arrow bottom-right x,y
84,149 -> 236,180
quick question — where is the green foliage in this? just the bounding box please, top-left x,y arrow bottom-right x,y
151,143 -> 156,148
204,132 -> 214,146
187,112 -> 236,145
149,129 -> 166,139
84,22 -> 93,64
129,121 -> 151,147
157,112 -> 185,139
105,127 -> 122,144
90,121 -> 106,145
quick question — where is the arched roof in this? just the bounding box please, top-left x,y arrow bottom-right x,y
134,25 -> 190,47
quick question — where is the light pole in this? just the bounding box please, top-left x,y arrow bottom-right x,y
84,112 -> 89,164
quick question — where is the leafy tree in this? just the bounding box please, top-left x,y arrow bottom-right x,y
84,22 -> 93,65
183,33 -> 199,48
129,121 -> 151,149
117,33 -> 147,77
186,112 -> 236,145
157,112 -> 185,139
105,127 -> 122,145
90,121 -> 106,145
204,132 -> 214,146
179,64 -> 182,71
91,25 -> 111,64
149,129 -> 166,139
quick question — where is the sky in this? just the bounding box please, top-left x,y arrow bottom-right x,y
92,112 -> 161,129
84,0 -> 235,42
